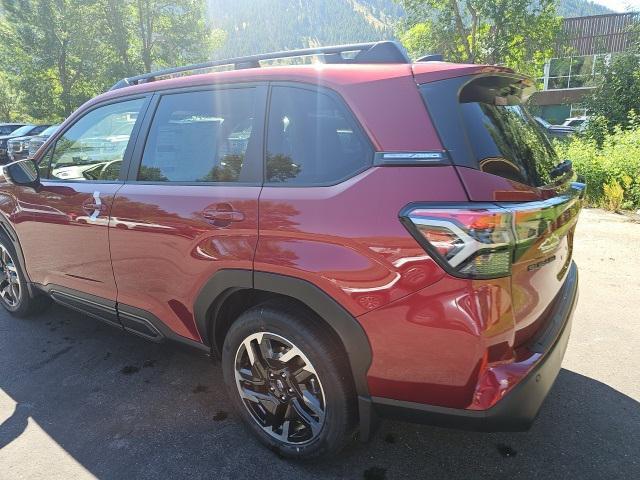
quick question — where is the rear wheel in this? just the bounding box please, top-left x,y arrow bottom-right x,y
0,234 -> 50,317
222,302 -> 357,458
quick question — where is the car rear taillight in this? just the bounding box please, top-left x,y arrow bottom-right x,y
400,205 -> 515,279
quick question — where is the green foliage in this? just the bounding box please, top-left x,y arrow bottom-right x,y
555,115 -> 640,209
0,72 -> 23,121
400,22 -> 431,59
206,0 -> 401,58
1,0 -> 109,120
603,179 -> 625,211
0,0 -> 223,121
396,0 -> 561,77
557,0 -> 612,17
583,52 -> 640,139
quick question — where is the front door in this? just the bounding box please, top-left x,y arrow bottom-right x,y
109,86 -> 266,342
11,97 -> 148,302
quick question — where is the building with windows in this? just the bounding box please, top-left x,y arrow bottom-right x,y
531,12 -> 639,124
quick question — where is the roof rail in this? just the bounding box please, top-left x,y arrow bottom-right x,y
416,54 -> 444,62
110,41 -> 410,90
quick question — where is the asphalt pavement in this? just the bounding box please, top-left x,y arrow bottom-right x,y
0,208 -> 638,480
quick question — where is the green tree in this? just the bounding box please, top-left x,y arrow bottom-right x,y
1,0 -> 107,120
0,0 -> 225,121
583,53 -> 640,140
397,0 -> 561,77
0,72 -> 23,121
130,0 -> 225,73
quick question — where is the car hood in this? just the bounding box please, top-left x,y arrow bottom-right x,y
0,133 -> 28,141
30,134 -> 52,141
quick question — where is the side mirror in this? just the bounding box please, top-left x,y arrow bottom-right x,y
1,158 -> 41,189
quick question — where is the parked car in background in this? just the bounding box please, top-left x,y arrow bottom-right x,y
7,125 -> 51,162
28,124 -> 60,158
0,123 -> 26,136
0,125 -> 50,163
562,116 -> 588,128
534,116 -> 574,139
0,41 -> 582,458
562,116 -> 589,133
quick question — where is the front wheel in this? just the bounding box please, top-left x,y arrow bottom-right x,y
222,302 -> 357,459
0,234 -> 50,317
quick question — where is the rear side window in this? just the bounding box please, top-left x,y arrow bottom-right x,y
266,86 -> 372,185
138,88 -> 258,183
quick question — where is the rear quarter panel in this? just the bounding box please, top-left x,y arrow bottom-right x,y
255,166 -> 468,317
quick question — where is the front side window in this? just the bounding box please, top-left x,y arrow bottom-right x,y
43,98 -> 144,181
266,86 -> 372,185
138,88 -> 258,183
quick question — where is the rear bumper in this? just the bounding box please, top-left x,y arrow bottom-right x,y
370,261 -> 579,432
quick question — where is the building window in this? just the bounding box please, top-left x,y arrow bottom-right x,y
543,54 -> 609,91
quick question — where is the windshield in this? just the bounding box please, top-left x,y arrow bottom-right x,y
41,125 -> 60,136
9,125 -> 35,137
535,117 -> 551,128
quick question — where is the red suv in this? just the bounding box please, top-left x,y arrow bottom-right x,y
0,42 -> 581,458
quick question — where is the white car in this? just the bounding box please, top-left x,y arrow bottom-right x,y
562,116 -> 589,131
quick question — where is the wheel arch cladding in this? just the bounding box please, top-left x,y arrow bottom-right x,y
193,269 -> 373,399
0,213 -> 35,296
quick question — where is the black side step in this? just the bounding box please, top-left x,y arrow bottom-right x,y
43,283 -> 209,354
118,310 -> 164,342
49,289 -> 121,329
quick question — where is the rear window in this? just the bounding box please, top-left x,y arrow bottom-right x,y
459,103 -> 558,186
420,75 -> 559,187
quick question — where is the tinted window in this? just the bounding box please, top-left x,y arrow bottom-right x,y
0,125 -> 23,135
9,125 -> 36,137
138,88 -> 258,183
459,103 -> 558,186
40,125 -> 60,136
29,125 -> 49,135
266,86 -> 372,185
43,99 -> 144,181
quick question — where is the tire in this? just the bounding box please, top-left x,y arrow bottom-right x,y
222,301 -> 357,459
0,232 -> 50,317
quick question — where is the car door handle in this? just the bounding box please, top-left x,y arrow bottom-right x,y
82,202 -> 108,212
202,210 -> 245,222
81,192 -> 108,218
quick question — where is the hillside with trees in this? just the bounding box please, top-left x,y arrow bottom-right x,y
559,0 -> 612,17
206,0 -> 613,58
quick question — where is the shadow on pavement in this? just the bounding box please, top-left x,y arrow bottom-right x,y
0,305 -> 638,479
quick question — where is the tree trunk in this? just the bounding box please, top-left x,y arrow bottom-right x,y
58,39 -> 73,116
137,0 -> 154,72
450,0 -> 472,62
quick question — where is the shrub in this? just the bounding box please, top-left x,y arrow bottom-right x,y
555,115 -> 640,210
603,179 -> 625,211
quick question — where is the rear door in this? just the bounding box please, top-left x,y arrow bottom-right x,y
419,74 -> 583,341
109,85 -> 266,341
11,97 -> 148,306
